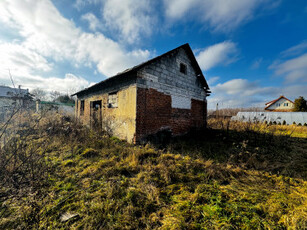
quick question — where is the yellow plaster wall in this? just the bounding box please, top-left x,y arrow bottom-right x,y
76,85 -> 137,143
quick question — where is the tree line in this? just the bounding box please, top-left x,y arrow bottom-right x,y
30,88 -> 75,104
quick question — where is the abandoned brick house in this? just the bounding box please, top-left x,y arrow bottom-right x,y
73,43 -> 210,143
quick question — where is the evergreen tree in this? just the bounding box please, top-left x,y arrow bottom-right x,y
293,96 -> 307,112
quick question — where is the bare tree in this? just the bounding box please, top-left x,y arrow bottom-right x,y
50,91 -> 62,102
31,88 -> 47,101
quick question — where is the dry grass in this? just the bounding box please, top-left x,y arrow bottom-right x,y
208,117 -> 307,138
0,114 -> 306,229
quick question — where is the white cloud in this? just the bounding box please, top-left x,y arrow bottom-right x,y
280,40 -> 307,57
272,54 -> 307,82
207,77 -> 307,109
163,0 -> 278,32
208,95 -> 265,109
101,0 -> 155,43
0,42 -> 90,93
213,79 -> 273,96
78,0 -> 157,43
270,42 -> 307,83
0,41 -> 76,93
0,0 -> 151,80
81,13 -> 102,31
196,41 -> 238,70
0,42 -> 52,75
208,78 -> 276,109
75,33 -> 150,76
38,73 -> 90,93
0,72 -> 90,94
251,58 -> 263,69
1,0 -> 80,61
207,76 -> 220,85
280,85 -> 307,98
74,0 -> 101,10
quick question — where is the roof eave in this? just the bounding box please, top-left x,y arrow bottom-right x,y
72,43 -> 210,96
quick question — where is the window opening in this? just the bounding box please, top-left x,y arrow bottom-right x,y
80,100 -> 84,115
108,92 -> 118,108
180,63 -> 187,74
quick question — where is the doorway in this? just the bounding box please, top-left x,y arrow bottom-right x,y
90,100 -> 102,131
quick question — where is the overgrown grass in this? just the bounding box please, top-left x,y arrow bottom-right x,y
0,115 -> 306,229
168,118 -> 307,180
208,117 -> 307,138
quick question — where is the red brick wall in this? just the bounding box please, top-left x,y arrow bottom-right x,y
135,87 -> 206,142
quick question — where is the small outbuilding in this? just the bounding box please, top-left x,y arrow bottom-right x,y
73,43 -> 210,143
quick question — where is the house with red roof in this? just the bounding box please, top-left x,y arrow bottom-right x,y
265,96 -> 294,111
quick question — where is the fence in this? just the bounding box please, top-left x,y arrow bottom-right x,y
231,112 -> 307,125
37,101 -> 75,115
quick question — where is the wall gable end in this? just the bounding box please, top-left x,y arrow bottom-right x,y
136,47 -> 206,105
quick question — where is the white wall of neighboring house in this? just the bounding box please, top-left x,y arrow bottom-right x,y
0,97 -> 14,107
0,85 -> 28,98
0,86 -> 30,121
267,98 -> 294,110
0,97 -> 23,109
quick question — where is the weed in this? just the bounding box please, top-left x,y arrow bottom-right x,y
81,148 -> 100,158
0,114 -> 306,229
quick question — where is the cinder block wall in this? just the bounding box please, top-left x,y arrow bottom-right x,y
135,48 -> 207,141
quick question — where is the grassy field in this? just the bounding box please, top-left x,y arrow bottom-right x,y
208,117 -> 307,138
0,114 -> 306,229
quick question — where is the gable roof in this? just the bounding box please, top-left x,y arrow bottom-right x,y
265,95 -> 294,110
73,43 -> 209,96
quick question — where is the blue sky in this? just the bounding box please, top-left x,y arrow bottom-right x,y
0,0 -> 306,109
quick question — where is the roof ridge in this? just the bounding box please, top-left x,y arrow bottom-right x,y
73,43 -> 209,96
264,95 -> 294,110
